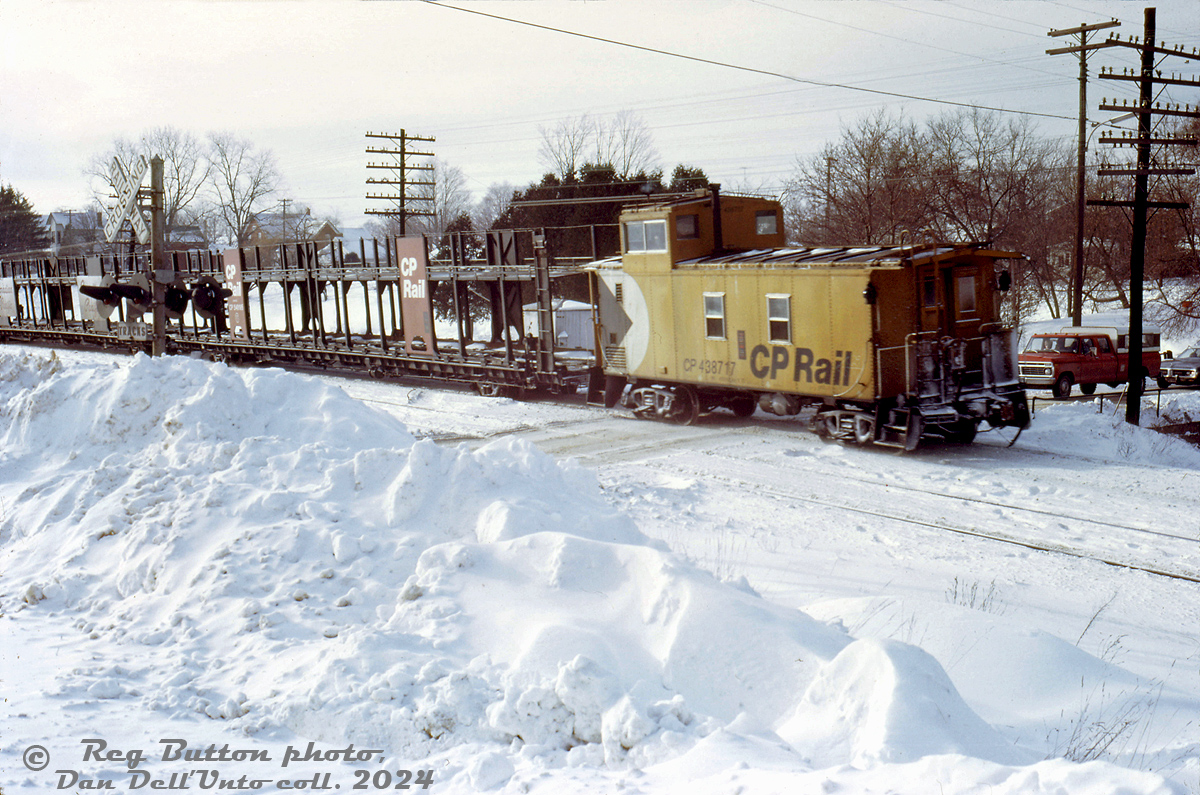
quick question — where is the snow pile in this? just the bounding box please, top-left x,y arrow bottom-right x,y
0,349 -> 1185,794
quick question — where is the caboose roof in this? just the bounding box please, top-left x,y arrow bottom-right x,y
674,243 -> 1022,269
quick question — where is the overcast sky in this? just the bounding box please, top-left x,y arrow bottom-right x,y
2,0 -> 1197,230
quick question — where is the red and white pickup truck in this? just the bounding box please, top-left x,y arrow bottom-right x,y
1018,326 -> 1163,398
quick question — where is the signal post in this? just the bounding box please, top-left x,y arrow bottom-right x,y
149,156 -> 167,357
102,153 -> 169,356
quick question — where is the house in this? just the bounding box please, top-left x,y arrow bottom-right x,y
246,209 -> 341,248
166,224 -> 208,252
44,211 -> 103,255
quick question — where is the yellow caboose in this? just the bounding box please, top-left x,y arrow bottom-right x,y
591,187 -> 1029,449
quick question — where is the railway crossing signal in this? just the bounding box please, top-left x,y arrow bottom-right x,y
164,281 -> 190,319
104,156 -> 151,245
191,275 -> 233,332
77,279 -> 122,318
108,276 -> 154,316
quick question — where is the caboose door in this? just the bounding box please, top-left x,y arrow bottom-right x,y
948,264 -> 982,338
917,264 -> 945,335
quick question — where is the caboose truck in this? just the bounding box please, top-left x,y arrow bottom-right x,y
589,187 -> 1030,450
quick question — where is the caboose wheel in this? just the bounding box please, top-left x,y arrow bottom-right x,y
903,413 -> 924,452
853,414 -> 875,444
667,386 -> 700,425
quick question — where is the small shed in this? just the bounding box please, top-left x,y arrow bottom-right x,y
523,299 -> 594,351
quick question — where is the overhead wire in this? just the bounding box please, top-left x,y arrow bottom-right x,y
406,0 -> 1078,124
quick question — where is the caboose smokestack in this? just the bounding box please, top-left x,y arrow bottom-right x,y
710,184 -> 723,254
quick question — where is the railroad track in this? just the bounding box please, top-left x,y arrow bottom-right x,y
386,399 -> 1200,586
644,453 -> 1200,585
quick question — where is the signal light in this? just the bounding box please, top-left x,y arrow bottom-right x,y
164,281 -> 190,320
110,275 -> 152,316
79,275 -> 152,316
78,282 -> 122,311
191,275 -> 233,332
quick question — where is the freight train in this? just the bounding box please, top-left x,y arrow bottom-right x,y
0,188 -> 1029,450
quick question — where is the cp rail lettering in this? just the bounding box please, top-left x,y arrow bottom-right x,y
748,344 -> 853,386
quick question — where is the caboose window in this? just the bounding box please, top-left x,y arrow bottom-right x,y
922,275 -> 938,307
755,211 -> 778,236
625,219 -> 668,253
767,294 -> 791,343
676,214 -> 699,240
704,293 -> 725,340
625,222 -> 645,252
956,274 -> 977,314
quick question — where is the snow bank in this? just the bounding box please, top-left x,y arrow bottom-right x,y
0,351 -> 848,775
1,349 -> 1185,794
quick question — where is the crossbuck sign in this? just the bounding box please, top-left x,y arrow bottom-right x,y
104,155 -> 151,244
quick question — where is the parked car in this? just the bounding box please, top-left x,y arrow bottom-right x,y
1159,346 -> 1200,387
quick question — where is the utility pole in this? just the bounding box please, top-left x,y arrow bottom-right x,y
1047,17 -> 1121,326
1088,7 -> 1199,425
824,156 -> 837,242
150,156 -> 167,357
279,197 -> 291,239
365,130 -> 436,235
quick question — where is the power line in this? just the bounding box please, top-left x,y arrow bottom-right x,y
747,0 -> 1069,85
407,0 -> 1076,124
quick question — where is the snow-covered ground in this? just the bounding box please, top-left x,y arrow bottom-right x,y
1,344 -> 1197,795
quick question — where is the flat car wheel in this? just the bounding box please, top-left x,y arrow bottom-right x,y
1052,373 -> 1073,399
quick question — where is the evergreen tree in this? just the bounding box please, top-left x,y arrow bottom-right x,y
492,163 -> 667,261
668,165 -> 709,193
0,185 -> 49,255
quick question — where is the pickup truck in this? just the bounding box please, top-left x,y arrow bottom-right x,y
1018,326 -> 1162,398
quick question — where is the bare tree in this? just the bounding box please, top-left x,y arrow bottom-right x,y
473,181 -> 515,231
594,111 -> 660,179
207,132 -> 280,245
538,115 -> 595,182
86,126 -> 211,243
180,200 -> 222,249
365,160 -> 472,242
539,111 -> 661,183
924,110 -> 1057,242
409,159 -> 472,238
785,110 -> 929,245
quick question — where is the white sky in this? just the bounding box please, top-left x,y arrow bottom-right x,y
2,0 -> 1198,229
